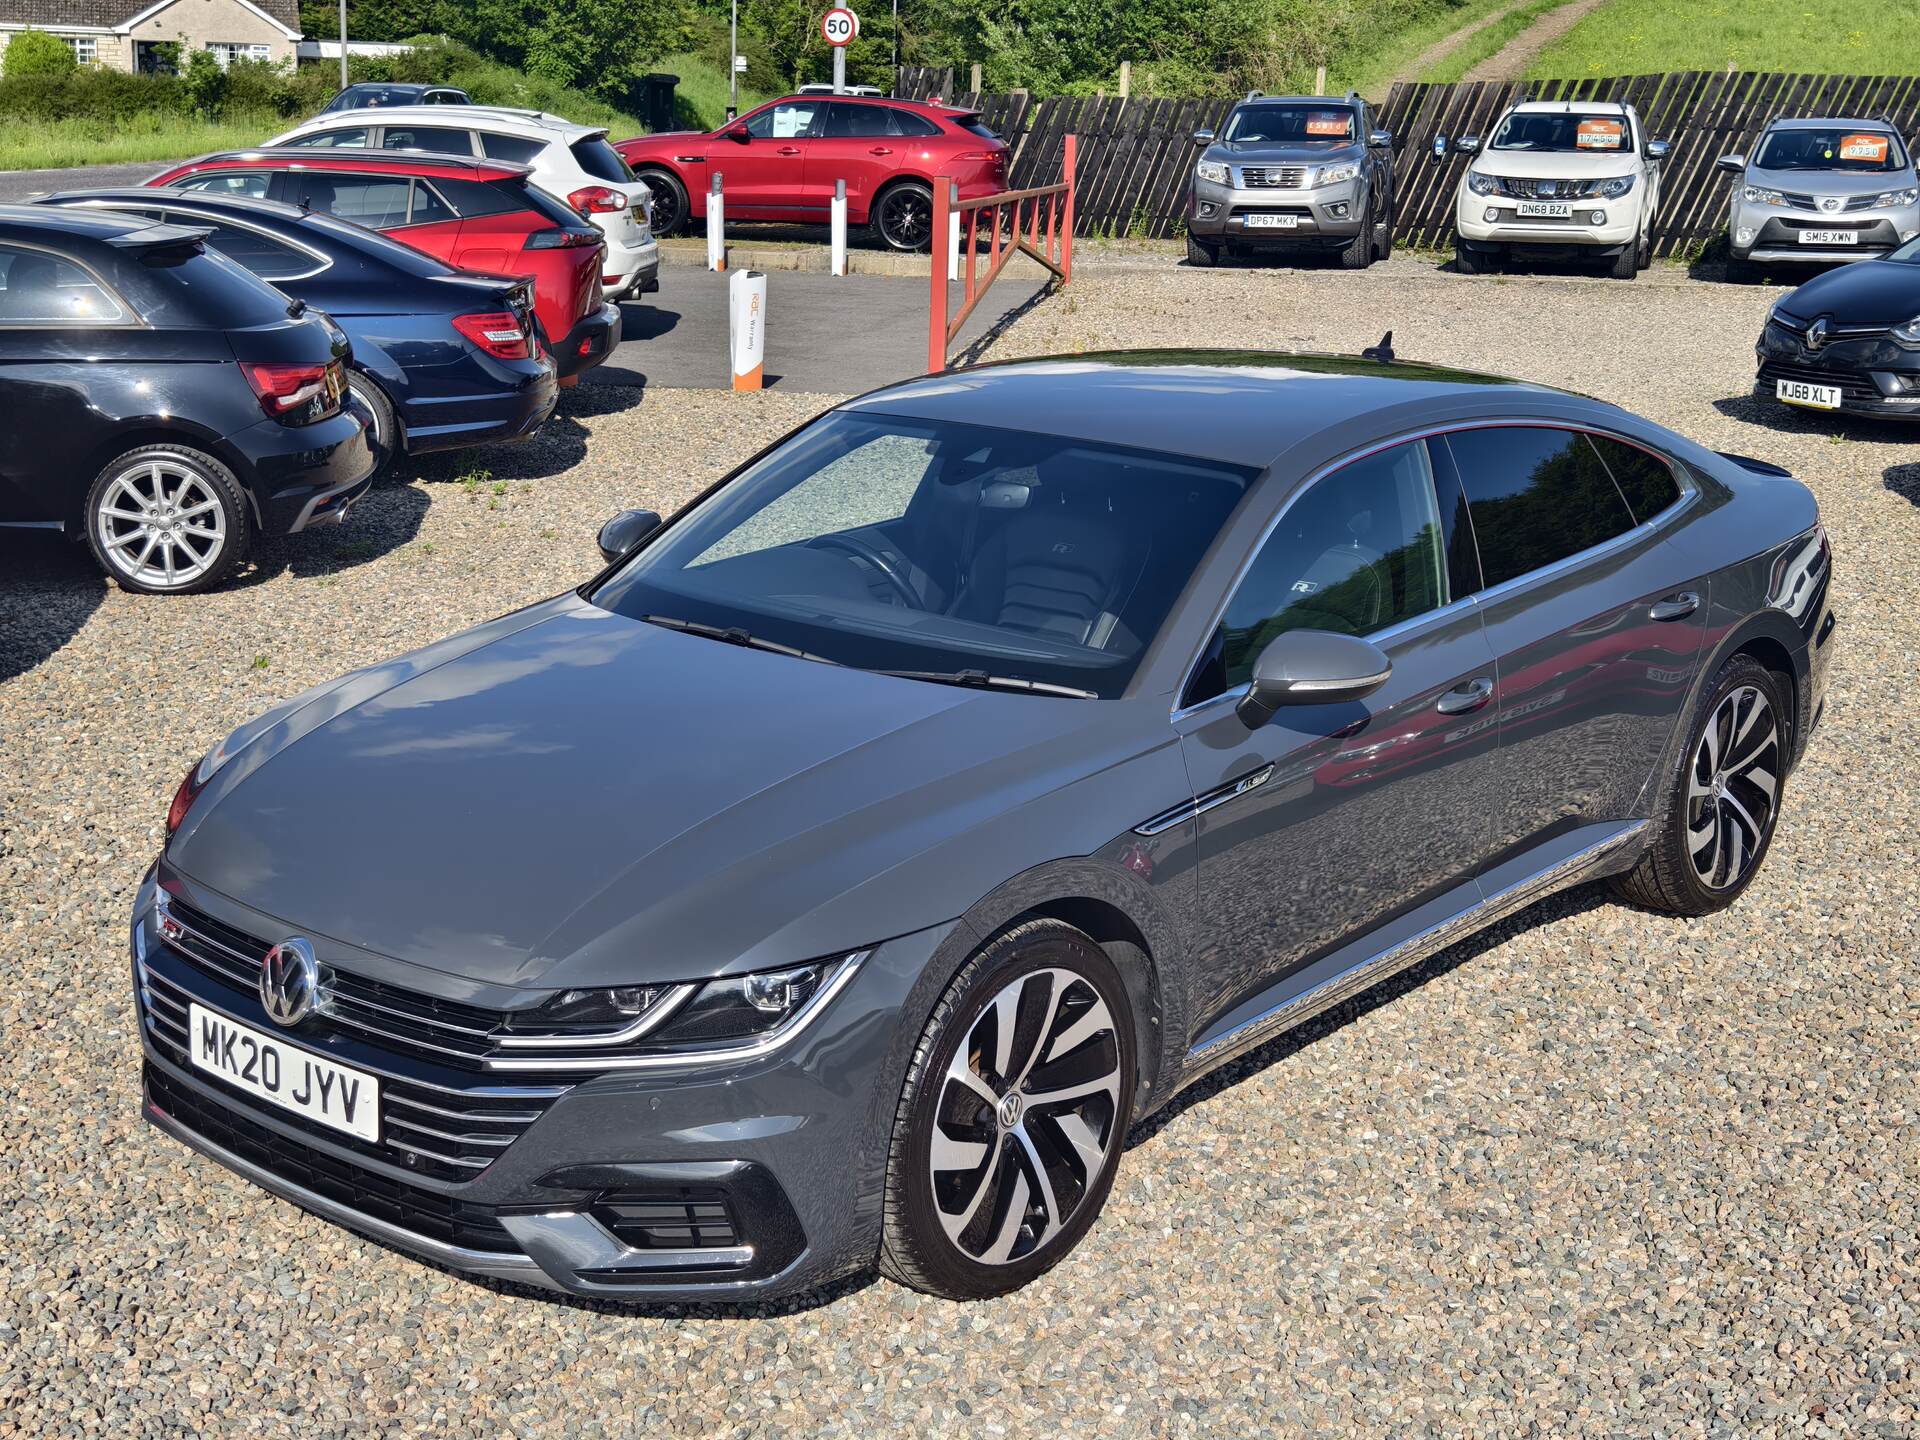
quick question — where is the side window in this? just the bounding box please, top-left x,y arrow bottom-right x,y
381,126 -> 475,156
824,103 -> 892,138
0,245 -> 130,326
406,181 -> 455,226
431,176 -> 520,218
892,109 -> 942,138
1197,440 -> 1451,698
745,102 -> 821,139
176,171 -> 271,198
481,132 -> 544,164
170,215 -> 318,280
1443,427 -> 1638,588
1588,434 -> 1682,523
292,175 -> 412,228
287,128 -> 368,149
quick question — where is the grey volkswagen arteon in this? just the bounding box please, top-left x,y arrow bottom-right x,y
134,351 -> 1835,1302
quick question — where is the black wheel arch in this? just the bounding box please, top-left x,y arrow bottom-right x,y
75,424 -> 258,531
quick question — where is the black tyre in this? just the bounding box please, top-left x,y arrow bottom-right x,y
872,180 -> 935,251
346,371 -> 398,481
1608,239 -> 1638,279
85,443 -> 251,595
1725,254 -> 1755,284
637,168 -> 687,237
1612,654 -> 1791,916
1635,225 -> 1653,271
1453,237 -> 1484,274
1338,201 -> 1374,269
1185,234 -> 1219,267
1375,203 -> 1394,261
879,919 -> 1137,1300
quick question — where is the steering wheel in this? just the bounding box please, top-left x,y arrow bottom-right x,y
809,534 -> 922,609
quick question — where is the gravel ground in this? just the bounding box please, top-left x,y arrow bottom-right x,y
2,255 -> 1917,1437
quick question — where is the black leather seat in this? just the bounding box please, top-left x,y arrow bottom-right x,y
949,500 -> 1140,649
0,254 -> 61,323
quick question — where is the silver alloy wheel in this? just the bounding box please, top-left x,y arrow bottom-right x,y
929,966 -> 1122,1266
1687,684 -> 1780,890
94,459 -> 228,590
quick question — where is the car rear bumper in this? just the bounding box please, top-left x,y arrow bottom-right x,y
230,410 -> 378,535
398,359 -> 560,455
553,302 -> 621,378
604,236 -> 660,298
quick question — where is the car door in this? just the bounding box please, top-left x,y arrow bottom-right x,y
722,100 -> 825,218
1436,424 -> 1708,873
817,102 -> 908,215
1174,435 -> 1502,1044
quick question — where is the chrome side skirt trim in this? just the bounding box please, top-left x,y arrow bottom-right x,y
1135,764 -> 1274,836
1182,820 -> 1649,1078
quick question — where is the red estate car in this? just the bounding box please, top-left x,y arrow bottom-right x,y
147,150 -> 620,378
614,94 -> 1008,251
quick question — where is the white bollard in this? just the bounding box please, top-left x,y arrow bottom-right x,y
707,173 -> 725,272
947,206 -> 960,282
728,269 -> 766,391
831,179 -> 848,277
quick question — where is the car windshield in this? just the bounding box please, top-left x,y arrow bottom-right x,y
1755,128 -> 1906,172
1491,111 -> 1631,153
588,412 -> 1255,698
332,86 -> 419,109
1223,106 -> 1355,144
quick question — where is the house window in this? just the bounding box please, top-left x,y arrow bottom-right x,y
60,36 -> 98,65
206,42 -> 272,67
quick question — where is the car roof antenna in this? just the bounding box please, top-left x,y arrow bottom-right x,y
1361,330 -> 1395,364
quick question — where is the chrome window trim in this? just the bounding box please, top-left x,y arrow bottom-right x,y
1171,417 -> 1700,722
63,199 -> 334,283
0,237 -> 144,331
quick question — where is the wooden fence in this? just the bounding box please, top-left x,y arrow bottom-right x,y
898,66 -> 1920,256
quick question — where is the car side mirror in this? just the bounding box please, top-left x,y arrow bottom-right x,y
1191,128 -> 1215,147
1717,153 -> 1745,174
1236,630 -> 1392,729
1368,129 -> 1393,149
1431,134 -> 1448,159
597,508 -> 661,563
1646,138 -> 1671,161
1456,135 -> 1481,155
725,124 -> 751,142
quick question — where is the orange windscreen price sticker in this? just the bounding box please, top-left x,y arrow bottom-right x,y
1575,118 -> 1626,149
1838,133 -> 1890,163
1305,113 -> 1349,137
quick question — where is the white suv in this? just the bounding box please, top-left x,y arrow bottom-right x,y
1446,100 -> 1669,279
267,106 -> 659,299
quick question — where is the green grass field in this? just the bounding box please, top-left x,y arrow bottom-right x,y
1344,0 -> 1532,96
1422,0 -> 1574,82
0,113 -> 284,172
1529,0 -> 1920,78
652,53 -> 773,132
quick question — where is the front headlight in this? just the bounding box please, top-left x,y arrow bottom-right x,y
1875,188 -> 1919,209
1316,162 -> 1359,187
1892,315 -> 1920,349
1599,174 -> 1636,200
1743,185 -> 1787,207
1195,159 -> 1229,185
1466,170 -> 1498,196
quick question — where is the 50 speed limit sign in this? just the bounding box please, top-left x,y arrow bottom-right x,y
820,7 -> 858,45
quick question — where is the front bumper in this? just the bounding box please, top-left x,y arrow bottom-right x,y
553,302 -> 621,379
1754,319 -> 1920,418
1731,205 -> 1918,264
129,873 -> 953,1301
230,408 -> 378,535
1188,176 -> 1365,243
1455,194 -> 1640,250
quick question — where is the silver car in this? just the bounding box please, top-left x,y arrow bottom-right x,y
1719,117 -> 1920,275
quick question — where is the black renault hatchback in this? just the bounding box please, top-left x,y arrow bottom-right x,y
1756,236 -> 1920,419
0,205 -> 374,594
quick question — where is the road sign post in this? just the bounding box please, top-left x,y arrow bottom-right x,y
821,8 -> 857,94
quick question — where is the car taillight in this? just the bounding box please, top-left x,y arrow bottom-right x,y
954,150 -> 1000,162
452,310 -> 532,361
526,228 -> 603,249
240,358 -> 342,424
166,761 -> 206,836
568,185 -> 628,215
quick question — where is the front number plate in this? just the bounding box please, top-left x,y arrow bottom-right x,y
1517,201 -> 1573,218
1776,378 -> 1842,410
1799,229 -> 1858,245
188,1003 -> 380,1141
1243,213 -> 1298,229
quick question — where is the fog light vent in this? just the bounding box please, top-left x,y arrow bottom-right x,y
1590,209 -> 1607,225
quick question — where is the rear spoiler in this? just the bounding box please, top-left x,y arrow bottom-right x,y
1716,450 -> 1794,477
104,220 -> 212,255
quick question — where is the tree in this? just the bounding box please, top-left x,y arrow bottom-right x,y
3,29 -> 77,78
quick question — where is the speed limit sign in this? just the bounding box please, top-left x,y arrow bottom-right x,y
820,7 -> 858,45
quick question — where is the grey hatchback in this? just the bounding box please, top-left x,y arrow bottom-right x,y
134,352 -> 1835,1302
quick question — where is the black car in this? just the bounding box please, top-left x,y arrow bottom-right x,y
0,205 -> 374,594
320,83 -> 470,115
33,190 -> 559,476
1756,237 -> 1920,418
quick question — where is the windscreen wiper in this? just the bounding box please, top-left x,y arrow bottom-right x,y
878,668 -> 1097,699
639,614 -> 842,667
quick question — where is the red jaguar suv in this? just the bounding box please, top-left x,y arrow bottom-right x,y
614,94 -> 1008,251
147,150 -> 619,378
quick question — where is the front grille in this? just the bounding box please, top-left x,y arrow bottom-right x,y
592,1189 -> 742,1251
1758,359 -> 1883,405
145,1061 -> 522,1255
137,959 -> 568,1180
1239,165 -> 1306,189
1496,175 -> 1605,200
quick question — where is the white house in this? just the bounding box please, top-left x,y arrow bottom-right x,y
0,0 -> 302,73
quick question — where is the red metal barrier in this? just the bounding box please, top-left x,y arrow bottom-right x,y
928,134 -> 1075,374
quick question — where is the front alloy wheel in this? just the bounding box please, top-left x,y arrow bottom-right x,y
880,920 -> 1136,1298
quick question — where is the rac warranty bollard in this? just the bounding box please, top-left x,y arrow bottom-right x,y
728,269 -> 766,390
707,172 -> 725,272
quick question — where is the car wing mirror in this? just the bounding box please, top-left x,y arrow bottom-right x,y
1456,134 -> 1481,155
1191,128 -> 1215,147
1237,630 -> 1392,729
1647,138 -> 1671,161
597,508 -> 661,563
1368,128 -> 1393,149
725,124 -> 751,142
1716,152 -> 1745,174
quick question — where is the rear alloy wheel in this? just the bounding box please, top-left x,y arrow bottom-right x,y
1612,655 -> 1789,915
85,445 -> 250,595
345,372 -> 397,481
880,920 -> 1136,1299
874,181 -> 935,252
638,169 -> 687,237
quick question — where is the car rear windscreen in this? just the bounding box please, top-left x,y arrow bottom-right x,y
570,137 -> 635,183
136,245 -> 299,328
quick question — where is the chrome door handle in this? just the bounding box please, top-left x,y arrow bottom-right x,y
1434,677 -> 1494,715
1649,591 -> 1699,621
